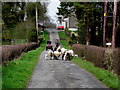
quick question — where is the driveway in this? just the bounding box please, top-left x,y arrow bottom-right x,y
27,28 -> 108,88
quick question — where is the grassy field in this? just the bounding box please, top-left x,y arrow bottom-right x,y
2,31 -> 49,88
59,31 -> 119,89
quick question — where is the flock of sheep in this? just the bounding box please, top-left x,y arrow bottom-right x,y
45,45 -> 78,61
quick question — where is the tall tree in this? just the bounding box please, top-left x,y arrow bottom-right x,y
112,0 -> 118,48
103,0 -> 108,47
116,2 -> 120,47
25,2 -> 47,24
57,2 -> 120,47
57,2 -> 74,18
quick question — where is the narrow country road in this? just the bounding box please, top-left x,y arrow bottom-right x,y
27,29 -> 107,88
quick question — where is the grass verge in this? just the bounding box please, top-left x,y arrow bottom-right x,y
59,31 -> 71,49
59,31 -> 119,89
2,31 -> 49,88
72,57 -> 119,88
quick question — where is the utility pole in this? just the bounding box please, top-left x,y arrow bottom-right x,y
112,0 -> 117,48
36,3 -> 39,42
103,0 -> 108,47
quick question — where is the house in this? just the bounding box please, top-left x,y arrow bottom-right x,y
64,15 -> 78,31
58,15 -> 78,31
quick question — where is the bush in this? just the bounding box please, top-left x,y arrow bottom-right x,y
72,44 -> 120,75
28,27 -> 37,42
112,48 -> 120,75
1,42 -> 39,63
38,36 -> 44,43
85,45 -> 105,68
72,44 -> 85,57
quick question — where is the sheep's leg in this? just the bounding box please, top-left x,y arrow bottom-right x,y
53,54 -> 55,59
45,54 -> 48,60
54,55 -> 58,60
53,55 -> 55,59
49,55 -> 51,60
68,56 -> 70,61
63,55 -> 66,61
54,55 -> 56,60
50,56 -> 53,60
51,54 -> 53,60
56,56 -> 58,60
57,54 -> 60,60
50,53 -> 53,60
51,55 -> 54,60
62,54 -> 65,60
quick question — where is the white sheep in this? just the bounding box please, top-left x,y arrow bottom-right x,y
63,50 -> 74,61
60,48 -> 67,60
61,48 -> 67,54
67,50 -> 74,56
53,50 -> 62,60
63,51 -> 71,61
45,50 -> 54,60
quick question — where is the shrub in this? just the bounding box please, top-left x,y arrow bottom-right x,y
104,49 -> 114,71
85,45 -> 105,68
1,42 -> 39,63
112,48 -> 120,75
72,44 -> 85,58
38,36 -> 44,43
103,48 -> 120,75
72,44 -> 120,75
68,40 -> 77,46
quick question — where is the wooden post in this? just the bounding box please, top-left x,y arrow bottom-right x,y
103,0 -> 108,47
112,0 -> 117,48
36,4 -> 39,42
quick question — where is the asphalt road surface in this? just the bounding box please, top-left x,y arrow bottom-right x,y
27,29 -> 108,88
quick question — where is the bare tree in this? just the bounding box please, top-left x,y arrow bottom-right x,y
112,0 -> 118,48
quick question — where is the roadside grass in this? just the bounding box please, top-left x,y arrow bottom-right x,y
72,57 -> 119,88
59,31 -> 71,49
2,31 -> 49,88
59,31 -> 119,89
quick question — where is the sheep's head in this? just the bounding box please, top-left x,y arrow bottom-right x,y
58,49 -> 61,52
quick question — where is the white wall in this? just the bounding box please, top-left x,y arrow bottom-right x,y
62,22 -> 66,28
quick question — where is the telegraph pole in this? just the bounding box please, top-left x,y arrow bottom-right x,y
103,0 -> 108,47
36,3 -> 39,42
112,0 -> 117,48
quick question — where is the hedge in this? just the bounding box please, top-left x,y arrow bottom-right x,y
85,45 -> 105,68
72,44 -> 85,57
1,42 -> 40,64
72,44 -> 120,75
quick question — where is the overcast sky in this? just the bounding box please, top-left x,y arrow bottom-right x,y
47,0 -> 60,24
